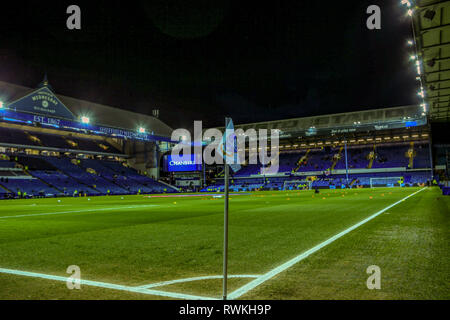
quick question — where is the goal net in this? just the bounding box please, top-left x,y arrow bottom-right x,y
369,177 -> 403,188
283,180 -> 312,190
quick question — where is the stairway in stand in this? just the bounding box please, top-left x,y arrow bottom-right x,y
367,145 -> 376,169
407,142 -> 415,169
330,146 -> 344,171
293,149 -> 310,173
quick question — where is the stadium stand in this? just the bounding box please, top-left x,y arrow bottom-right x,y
0,77 -> 445,197
0,77 -> 179,198
199,105 -> 436,192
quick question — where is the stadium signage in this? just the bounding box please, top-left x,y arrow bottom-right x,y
7,87 -> 75,120
170,160 -> 195,166
330,128 -> 357,134
33,115 -> 61,126
166,154 -> 201,172
0,109 -> 174,143
98,126 -> 135,138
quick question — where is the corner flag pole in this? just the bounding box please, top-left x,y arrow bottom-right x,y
223,158 -> 229,300
223,117 -> 230,300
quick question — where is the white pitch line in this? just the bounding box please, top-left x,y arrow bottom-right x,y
138,274 -> 261,289
0,267 -> 214,300
0,205 -> 159,220
228,187 -> 427,300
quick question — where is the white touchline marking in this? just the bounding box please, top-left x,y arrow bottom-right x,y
0,205 -> 159,219
0,267 -> 215,300
228,187 -> 427,300
137,274 -> 261,289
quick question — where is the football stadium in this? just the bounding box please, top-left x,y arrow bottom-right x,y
0,77 -> 448,300
0,1 -> 449,303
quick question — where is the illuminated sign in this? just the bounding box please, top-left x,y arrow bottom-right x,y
7,87 -> 75,120
166,155 -> 202,172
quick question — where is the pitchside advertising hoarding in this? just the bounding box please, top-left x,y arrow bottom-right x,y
165,154 -> 202,172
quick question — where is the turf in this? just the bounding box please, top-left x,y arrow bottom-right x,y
0,187 -> 448,299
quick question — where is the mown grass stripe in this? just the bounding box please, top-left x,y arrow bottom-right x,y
0,205 -> 159,219
228,187 -> 427,300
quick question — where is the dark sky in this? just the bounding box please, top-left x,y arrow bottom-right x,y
0,0 -> 419,130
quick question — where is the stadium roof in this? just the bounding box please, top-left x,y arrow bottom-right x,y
213,105 -> 426,137
0,79 -> 173,137
413,0 -> 450,121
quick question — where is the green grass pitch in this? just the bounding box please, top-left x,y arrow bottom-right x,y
0,187 -> 448,300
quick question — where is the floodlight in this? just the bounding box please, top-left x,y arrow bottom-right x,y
0,101 -> 3,109
81,116 -> 90,124
401,0 -> 411,7
138,127 -> 146,134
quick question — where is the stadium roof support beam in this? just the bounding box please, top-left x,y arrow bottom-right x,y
424,79 -> 450,84
422,42 -> 450,50
426,94 -> 450,99
416,1 -> 450,11
419,23 -> 450,34
425,68 -> 450,75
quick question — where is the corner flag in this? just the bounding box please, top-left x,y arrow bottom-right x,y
220,118 -> 241,173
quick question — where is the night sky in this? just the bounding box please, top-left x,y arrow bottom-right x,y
0,0 -> 419,130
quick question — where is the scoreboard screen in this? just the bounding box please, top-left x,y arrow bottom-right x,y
165,154 -> 202,172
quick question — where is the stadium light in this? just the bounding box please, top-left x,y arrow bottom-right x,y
401,0 -> 411,7
81,116 -> 90,124
138,127 -> 146,134
0,100 -> 3,109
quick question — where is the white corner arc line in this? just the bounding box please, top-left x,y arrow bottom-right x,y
0,205 -> 159,219
137,274 -> 261,289
228,187 -> 427,300
0,268 -> 215,300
